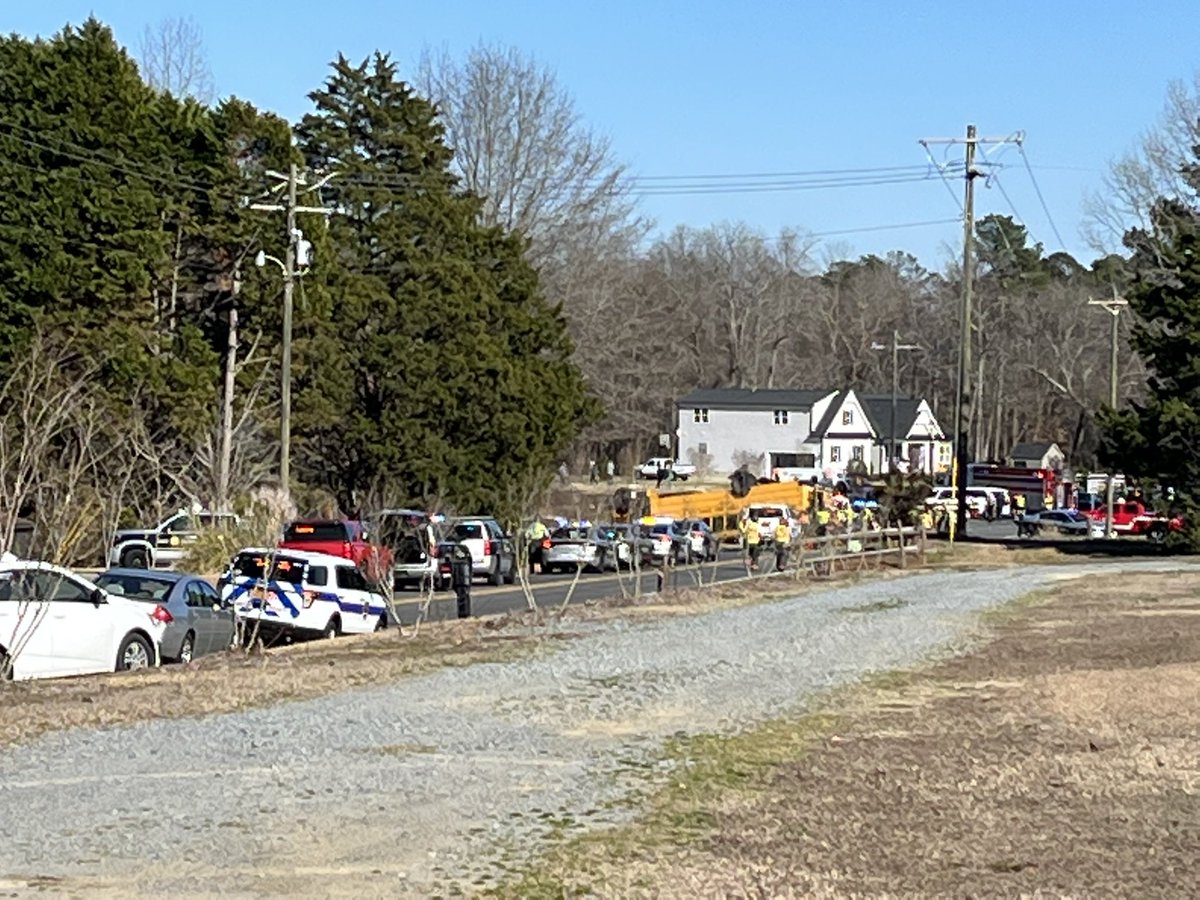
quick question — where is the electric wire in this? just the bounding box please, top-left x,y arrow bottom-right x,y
1017,142 -> 1068,248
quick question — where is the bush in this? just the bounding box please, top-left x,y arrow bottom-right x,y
177,487 -> 296,577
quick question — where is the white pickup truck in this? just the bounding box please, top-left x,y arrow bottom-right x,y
637,457 -> 696,481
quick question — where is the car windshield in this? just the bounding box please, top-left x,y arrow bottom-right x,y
229,552 -> 306,585
748,507 -> 784,520
450,523 -> 484,540
650,524 -> 673,535
283,522 -> 347,542
95,573 -> 173,603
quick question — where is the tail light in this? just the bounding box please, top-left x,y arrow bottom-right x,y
150,605 -> 173,624
342,541 -> 352,559
657,535 -> 670,543
302,590 -> 318,608
540,538 -> 552,550
483,540 -> 492,556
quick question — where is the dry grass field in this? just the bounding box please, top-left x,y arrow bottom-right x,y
503,570 -> 1200,897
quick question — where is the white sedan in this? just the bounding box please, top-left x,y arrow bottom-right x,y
0,556 -> 168,681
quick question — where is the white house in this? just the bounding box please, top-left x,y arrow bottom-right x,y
1009,441 -> 1064,470
676,387 -> 950,480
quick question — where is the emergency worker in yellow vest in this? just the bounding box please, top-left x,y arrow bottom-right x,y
773,519 -> 792,571
739,514 -> 762,569
815,505 -> 831,537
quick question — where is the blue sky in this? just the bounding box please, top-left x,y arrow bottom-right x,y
9,1 -> 1200,271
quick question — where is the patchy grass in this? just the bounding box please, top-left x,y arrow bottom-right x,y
0,620 -> 551,750
496,571 -> 1200,897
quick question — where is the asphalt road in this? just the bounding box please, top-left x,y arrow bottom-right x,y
388,549 -> 756,625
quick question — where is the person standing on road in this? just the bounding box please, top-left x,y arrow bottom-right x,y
739,514 -> 761,570
773,519 -> 791,571
588,459 -> 598,484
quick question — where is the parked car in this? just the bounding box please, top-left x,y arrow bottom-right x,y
1029,509 -> 1092,535
109,509 -> 239,570
372,509 -> 446,591
925,487 -> 988,518
542,525 -> 629,573
745,504 -> 794,543
678,519 -> 720,561
635,519 -> 689,565
0,558 -> 167,681
278,519 -> 392,583
94,569 -> 233,663
637,457 -> 697,481
221,548 -> 389,641
437,517 -> 517,586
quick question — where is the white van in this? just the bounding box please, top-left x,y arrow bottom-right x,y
221,548 -> 389,640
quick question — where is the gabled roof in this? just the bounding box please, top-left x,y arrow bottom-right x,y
677,388 -> 836,411
858,395 -> 927,441
804,389 -> 850,442
1011,441 -> 1061,460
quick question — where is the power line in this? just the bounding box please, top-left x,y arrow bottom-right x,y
0,122 -> 235,200
1017,141 -> 1068,249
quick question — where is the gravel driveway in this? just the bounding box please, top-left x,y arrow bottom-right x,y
1,561 -> 1193,896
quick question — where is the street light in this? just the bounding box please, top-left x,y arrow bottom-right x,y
871,330 -> 921,473
1088,291 -> 1129,539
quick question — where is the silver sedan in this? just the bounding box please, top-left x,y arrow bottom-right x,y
95,569 -> 234,663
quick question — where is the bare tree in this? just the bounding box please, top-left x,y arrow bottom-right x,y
416,42 -> 642,269
1084,71 -> 1200,252
137,16 -> 216,103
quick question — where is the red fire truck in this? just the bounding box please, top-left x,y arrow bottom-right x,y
967,464 -> 1060,512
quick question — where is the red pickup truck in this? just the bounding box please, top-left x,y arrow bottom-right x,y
278,519 -> 393,581
1086,500 -> 1183,542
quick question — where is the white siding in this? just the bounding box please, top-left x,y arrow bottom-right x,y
677,404 -> 825,477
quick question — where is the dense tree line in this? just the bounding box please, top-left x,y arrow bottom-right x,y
2,18 -> 1195,560
0,21 -> 589,560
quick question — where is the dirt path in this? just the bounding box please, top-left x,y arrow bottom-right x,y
515,570 -> 1200,896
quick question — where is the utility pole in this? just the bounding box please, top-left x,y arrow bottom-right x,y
218,270 -> 241,511
919,125 -> 1023,539
871,330 -> 920,473
1088,292 -> 1129,538
250,165 -> 335,498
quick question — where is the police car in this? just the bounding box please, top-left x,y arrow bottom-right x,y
109,509 -> 239,570
220,548 -> 390,640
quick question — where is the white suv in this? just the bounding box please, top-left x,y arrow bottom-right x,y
0,557 -> 167,681
222,548 -> 390,640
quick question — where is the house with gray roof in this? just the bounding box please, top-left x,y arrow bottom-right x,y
675,387 -> 950,480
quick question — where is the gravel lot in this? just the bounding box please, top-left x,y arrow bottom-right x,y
1,560 -> 1195,896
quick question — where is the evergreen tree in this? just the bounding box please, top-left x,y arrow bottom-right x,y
292,54 -> 595,515
1100,139 -> 1200,540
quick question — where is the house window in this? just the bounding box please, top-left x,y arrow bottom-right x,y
692,408 -> 709,423
842,410 -> 853,426
851,445 -> 863,461
830,446 -> 842,463
698,442 -> 708,455
773,410 -> 789,425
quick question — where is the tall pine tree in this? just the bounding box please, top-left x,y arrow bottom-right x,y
292,54 -> 595,516
1100,136 -> 1200,540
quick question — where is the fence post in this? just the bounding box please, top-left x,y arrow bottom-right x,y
897,526 -> 907,570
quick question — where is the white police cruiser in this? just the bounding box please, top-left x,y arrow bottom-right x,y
220,548 -> 389,640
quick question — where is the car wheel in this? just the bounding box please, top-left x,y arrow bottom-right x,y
488,558 -> 503,586
323,616 -> 342,640
1148,524 -> 1168,544
122,547 -> 149,569
178,631 -> 195,664
0,648 -> 12,681
116,633 -> 153,672
374,615 -> 387,632
503,559 -> 517,585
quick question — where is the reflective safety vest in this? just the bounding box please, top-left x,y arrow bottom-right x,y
740,519 -> 761,545
816,509 -> 831,525
773,521 -> 792,545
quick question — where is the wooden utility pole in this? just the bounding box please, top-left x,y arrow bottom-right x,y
918,126 -> 1022,539
218,273 -> 240,510
1089,293 -> 1129,538
250,166 -> 336,499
